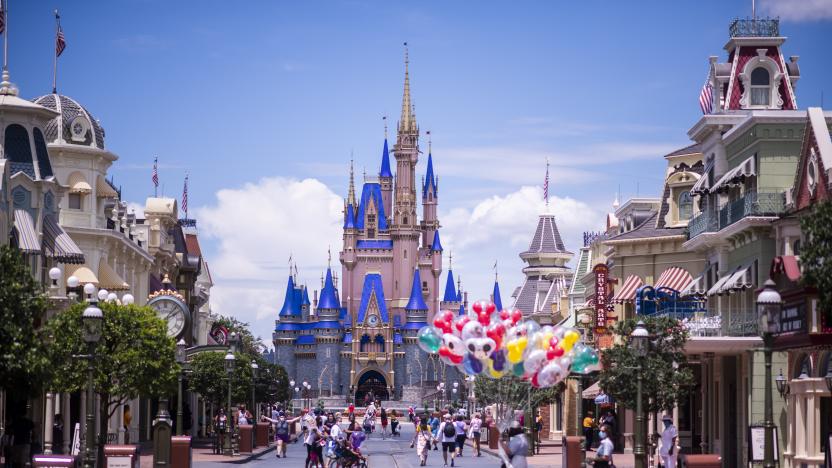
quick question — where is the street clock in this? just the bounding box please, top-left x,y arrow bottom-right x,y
147,288 -> 190,338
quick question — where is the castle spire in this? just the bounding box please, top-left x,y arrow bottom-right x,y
347,156 -> 357,206
405,268 -> 428,311
399,42 -> 416,133
380,122 -> 392,178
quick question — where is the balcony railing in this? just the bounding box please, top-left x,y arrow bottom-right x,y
729,18 -> 779,38
688,191 -> 785,240
653,309 -> 759,337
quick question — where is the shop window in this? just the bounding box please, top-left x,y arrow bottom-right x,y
793,239 -> 802,256
750,67 -> 770,106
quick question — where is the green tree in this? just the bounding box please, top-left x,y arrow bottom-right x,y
213,316 -> 265,355
0,245 -> 48,394
188,351 -> 255,409
801,200 -> 832,325
255,361 -> 290,405
42,301 -> 178,459
598,316 -> 694,413
474,375 -> 560,425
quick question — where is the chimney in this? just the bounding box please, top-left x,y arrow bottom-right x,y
313,290 -> 318,309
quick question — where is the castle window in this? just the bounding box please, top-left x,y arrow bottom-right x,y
367,228 -> 375,238
750,67 -> 770,106
403,216 -> 408,225
404,250 -> 407,259
678,191 -> 693,221
368,214 -> 376,225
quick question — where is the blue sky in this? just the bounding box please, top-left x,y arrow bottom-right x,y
11,0 -> 832,344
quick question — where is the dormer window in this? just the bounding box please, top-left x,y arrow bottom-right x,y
750,67 -> 770,106
678,192 -> 693,221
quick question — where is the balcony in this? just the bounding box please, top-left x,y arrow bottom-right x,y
729,18 -> 779,38
688,191 -> 785,240
655,309 -> 759,337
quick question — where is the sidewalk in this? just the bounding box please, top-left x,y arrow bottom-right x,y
139,438 -> 275,468
468,438 -> 636,467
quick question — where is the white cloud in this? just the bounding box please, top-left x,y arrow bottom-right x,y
195,177 -> 343,342
759,0 -> 832,21
439,186 -> 604,306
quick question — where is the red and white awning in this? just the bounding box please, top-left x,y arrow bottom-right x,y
655,267 -> 693,293
612,275 -> 643,304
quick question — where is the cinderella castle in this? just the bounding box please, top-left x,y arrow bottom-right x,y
273,47 -> 472,404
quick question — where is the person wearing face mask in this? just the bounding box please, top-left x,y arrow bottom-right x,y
499,421 -> 528,468
594,424 -> 614,468
659,414 -> 678,468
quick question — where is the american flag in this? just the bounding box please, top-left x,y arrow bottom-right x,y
151,157 -> 159,187
699,76 -> 713,114
0,0 -> 6,35
181,174 -> 189,217
543,157 -> 550,203
55,23 -> 66,57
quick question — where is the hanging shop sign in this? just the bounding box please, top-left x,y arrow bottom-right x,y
594,264 -> 609,334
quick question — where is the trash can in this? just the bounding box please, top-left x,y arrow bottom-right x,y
238,424 -> 254,453
31,454 -> 76,468
488,425 -> 500,450
170,436 -> 192,468
103,445 -> 140,468
682,454 -> 722,468
255,422 -> 270,447
562,436 -> 583,468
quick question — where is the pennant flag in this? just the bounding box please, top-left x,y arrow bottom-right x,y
181,174 -> 189,217
699,76 -> 713,114
0,1 -> 6,35
152,157 -> 159,188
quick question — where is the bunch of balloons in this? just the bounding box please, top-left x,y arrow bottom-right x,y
417,300 -> 601,388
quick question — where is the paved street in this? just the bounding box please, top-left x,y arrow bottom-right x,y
194,423 -> 503,468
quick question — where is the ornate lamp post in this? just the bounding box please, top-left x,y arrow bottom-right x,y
250,360 -> 259,420
223,350 -> 236,456
175,339 -> 187,435
629,321 -> 649,468
66,275 -> 80,302
775,370 -> 789,399
80,284 -> 103,468
757,279 -> 782,468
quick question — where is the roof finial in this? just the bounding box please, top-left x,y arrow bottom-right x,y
449,251 -> 453,270
399,42 -> 415,133
383,115 -> 388,139
543,157 -> 550,213
348,154 -> 356,205
494,259 -> 498,282
328,245 -> 331,267
427,130 -> 432,154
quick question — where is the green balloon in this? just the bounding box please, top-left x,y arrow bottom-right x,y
512,362 -> 525,377
417,326 -> 442,353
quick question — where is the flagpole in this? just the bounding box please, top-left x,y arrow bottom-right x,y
3,0 -> 8,71
52,10 -> 59,93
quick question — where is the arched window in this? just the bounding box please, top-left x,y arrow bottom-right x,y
33,128 -> 53,178
750,67 -> 770,106
375,334 -> 385,352
678,191 -> 693,221
5,124 -> 32,164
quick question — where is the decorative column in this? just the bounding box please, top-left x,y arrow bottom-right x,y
43,392 -> 56,454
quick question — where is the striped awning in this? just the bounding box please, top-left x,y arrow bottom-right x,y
13,209 -> 40,253
96,175 -> 118,198
66,171 -> 92,194
690,159 -> 714,195
42,215 -> 85,264
680,272 -> 707,296
720,263 -> 754,294
98,261 -> 130,291
711,155 -> 756,193
65,264 -> 99,286
654,267 -> 693,292
612,275 -> 643,304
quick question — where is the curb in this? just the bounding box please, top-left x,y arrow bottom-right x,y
199,445 -> 277,464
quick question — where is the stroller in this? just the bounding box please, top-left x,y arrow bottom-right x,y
390,419 -> 400,437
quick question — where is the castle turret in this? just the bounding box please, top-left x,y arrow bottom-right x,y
422,146 -> 438,250
379,131 -> 393,218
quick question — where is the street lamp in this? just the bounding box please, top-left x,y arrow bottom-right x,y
81,290 -> 103,468
175,339 -> 187,435
49,267 -> 61,288
251,360 -> 259,420
630,321 -> 650,468
122,294 -> 134,305
223,350 -> 236,456
757,279 -> 782,468
67,276 -> 80,302
775,369 -> 789,398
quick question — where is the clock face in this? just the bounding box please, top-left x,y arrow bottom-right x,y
150,297 -> 188,338
367,315 -> 380,326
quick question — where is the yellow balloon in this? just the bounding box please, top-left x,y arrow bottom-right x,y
539,332 -> 554,350
564,330 -> 580,346
507,342 -> 523,363
517,336 -> 528,351
561,341 -> 575,353
488,362 -> 507,378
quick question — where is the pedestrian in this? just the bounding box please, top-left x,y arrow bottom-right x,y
415,419 -> 434,466
659,415 -> 678,468
380,407 -> 389,439
304,426 -> 323,468
593,424 -> 615,468
453,414 -> 467,458
499,421 -> 529,468
123,405 -> 132,444
214,408 -> 228,454
237,404 -> 251,426
469,412 -> 483,457
348,403 -> 355,423
429,413 -> 441,451
582,411 -> 595,450
439,414 -> 458,467
409,406 -> 415,423
390,410 -> 400,437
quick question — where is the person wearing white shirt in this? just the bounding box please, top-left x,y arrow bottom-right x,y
438,414 -> 458,467
594,426 -> 614,468
660,415 -> 678,468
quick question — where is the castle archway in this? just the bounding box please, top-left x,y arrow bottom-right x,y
355,369 -> 389,404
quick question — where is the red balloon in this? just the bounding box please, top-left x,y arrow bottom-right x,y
455,316 -> 470,332
499,310 -> 510,320
551,346 -> 564,358
531,373 -> 541,388
486,303 -> 496,314
433,317 -> 450,334
549,337 -> 559,347
472,302 -> 483,314
510,309 -> 522,324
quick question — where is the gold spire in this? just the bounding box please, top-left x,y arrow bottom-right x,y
347,156 -> 356,206
399,42 -> 416,133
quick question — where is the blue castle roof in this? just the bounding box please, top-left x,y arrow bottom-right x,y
356,239 -> 393,249
344,203 -> 356,229
423,153 -> 437,197
431,230 -> 443,252
405,269 -> 428,311
493,281 -> 503,311
459,302 -> 465,316
318,267 -> 340,310
356,273 -> 389,324
278,276 -> 302,316
314,320 -> 342,329
380,138 -> 392,178
296,335 -> 315,345
355,183 -> 388,230
301,286 -> 311,307
443,270 -> 457,302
